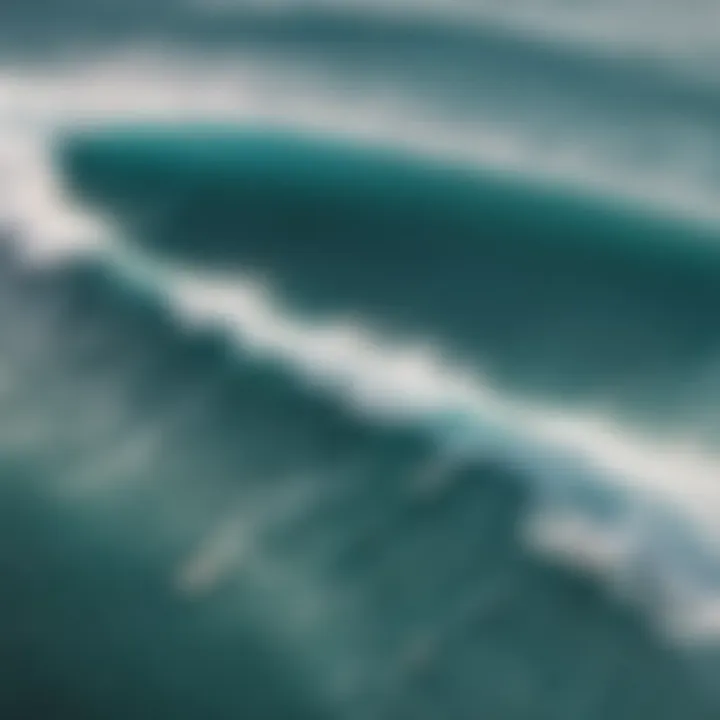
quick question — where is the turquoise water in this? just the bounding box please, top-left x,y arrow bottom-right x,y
0,245 -> 716,719
3,2 -> 720,718
59,127 -> 720,418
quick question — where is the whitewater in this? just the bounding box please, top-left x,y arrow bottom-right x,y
3,2 -> 720,718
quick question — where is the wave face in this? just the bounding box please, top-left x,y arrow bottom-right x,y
0,239 -> 717,720
58,126 -> 720,418
4,0 -> 720,718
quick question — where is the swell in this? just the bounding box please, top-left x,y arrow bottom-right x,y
57,126 -> 720,427
5,1 -> 720,134
0,237 -> 715,719
4,0 -> 720,715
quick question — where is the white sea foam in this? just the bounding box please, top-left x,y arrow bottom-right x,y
2,51 -> 720,641
2,49 -> 720,235
153,267 -> 720,641
187,0 -> 720,69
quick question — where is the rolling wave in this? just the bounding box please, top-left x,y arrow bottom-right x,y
7,113 -> 720,644
0,230 -> 717,719
5,0 -> 720,72
57,126 -> 720,426
3,0 -> 720,716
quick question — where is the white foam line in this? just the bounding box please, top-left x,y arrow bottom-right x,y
13,215 -> 720,642
157,269 -> 720,520
4,54 -> 720,638
3,52 -> 720,234
145,266 -> 720,641
7,189 -> 720,640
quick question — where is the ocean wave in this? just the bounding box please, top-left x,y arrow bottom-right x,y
55,125 -> 720,425
7,0 -> 720,74
1,112 -> 719,648
0,226 -> 717,718
0,50 -> 719,634
3,12 -> 720,715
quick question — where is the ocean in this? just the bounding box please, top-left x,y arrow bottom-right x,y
2,1 -> 720,718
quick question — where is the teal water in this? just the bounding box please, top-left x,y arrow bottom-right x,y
3,1 -> 720,718
0,248 -> 716,719
60,127 -> 720,422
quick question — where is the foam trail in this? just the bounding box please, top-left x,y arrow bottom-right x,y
155,268 -> 720,599
5,56 -> 720,642
13,212 -> 720,641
